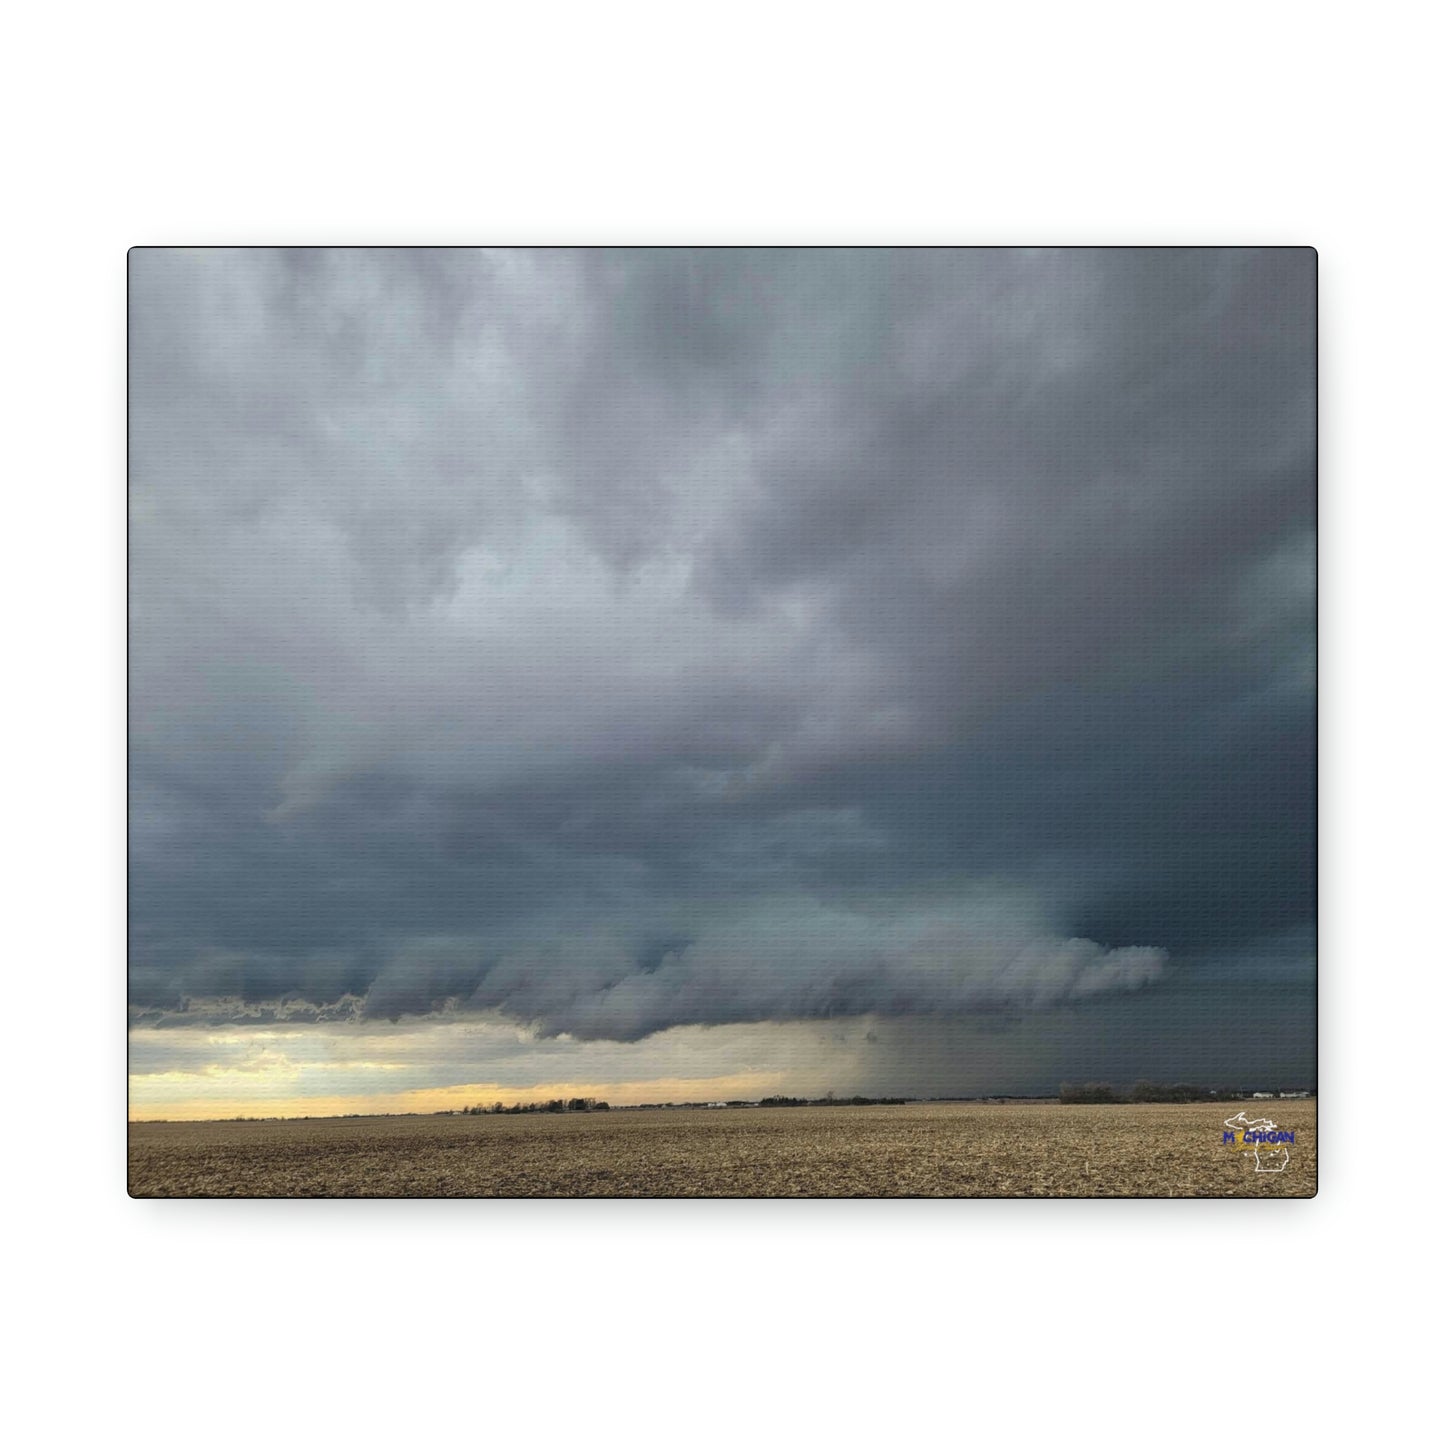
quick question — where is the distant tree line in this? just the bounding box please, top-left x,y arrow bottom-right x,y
757,1094 -> 912,1108
446,1094 -> 916,1114
457,1098 -> 610,1115
1059,1081 -> 1243,1104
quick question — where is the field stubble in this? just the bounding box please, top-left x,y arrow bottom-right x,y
129,1100 -> 1316,1198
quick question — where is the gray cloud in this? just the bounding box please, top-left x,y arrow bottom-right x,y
129,248 -> 1314,1083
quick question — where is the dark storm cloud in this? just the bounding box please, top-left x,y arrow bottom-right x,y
129,247 -> 1314,1071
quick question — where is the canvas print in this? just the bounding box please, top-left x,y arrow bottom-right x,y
127,247 -> 1316,1197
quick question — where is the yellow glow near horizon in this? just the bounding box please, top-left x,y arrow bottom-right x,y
127,1071 -> 793,1122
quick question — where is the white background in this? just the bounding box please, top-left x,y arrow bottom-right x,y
3,2 -> 1436,1439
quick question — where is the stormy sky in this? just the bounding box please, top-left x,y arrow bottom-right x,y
128,248 -> 1315,1116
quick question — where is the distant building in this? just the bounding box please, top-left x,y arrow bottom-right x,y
1253,1091 -> 1276,1099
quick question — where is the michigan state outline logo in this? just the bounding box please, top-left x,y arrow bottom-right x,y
1221,1111 -> 1293,1173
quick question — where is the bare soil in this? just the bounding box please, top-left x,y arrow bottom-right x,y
128,1099 -> 1317,1198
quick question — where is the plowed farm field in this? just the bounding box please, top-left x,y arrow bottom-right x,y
129,1099 -> 1316,1198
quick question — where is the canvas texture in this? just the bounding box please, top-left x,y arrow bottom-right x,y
127,247 -> 1317,1197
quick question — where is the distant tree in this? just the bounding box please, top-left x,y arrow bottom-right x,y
1129,1080 -> 1220,1103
